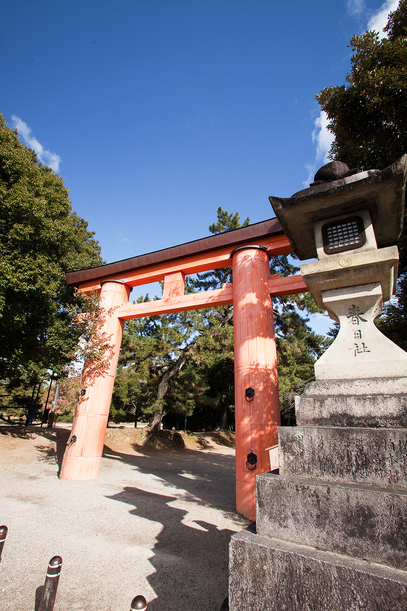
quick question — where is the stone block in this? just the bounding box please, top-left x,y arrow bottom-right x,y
229,530 -> 407,611
296,378 -> 407,427
278,426 -> 407,489
256,473 -> 407,570
300,247 -> 398,308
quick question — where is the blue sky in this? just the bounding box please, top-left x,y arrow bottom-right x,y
1,0 -> 399,320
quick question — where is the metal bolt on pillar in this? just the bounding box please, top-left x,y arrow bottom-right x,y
131,595 -> 147,610
38,556 -> 62,611
0,525 -> 8,561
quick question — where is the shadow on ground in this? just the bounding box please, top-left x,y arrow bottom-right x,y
0,424 -> 244,609
102,441 -> 241,609
0,425 -> 69,472
102,443 -> 238,514
107,486 -> 235,610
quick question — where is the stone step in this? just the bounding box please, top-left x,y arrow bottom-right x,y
278,426 -> 407,489
229,530 -> 407,611
256,473 -> 407,570
296,377 -> 407,427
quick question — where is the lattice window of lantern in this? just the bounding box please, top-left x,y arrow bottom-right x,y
321,216 -> 366,255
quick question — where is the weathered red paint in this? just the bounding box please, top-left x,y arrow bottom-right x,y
232,247 -> 281,521
60,280 -> 131,480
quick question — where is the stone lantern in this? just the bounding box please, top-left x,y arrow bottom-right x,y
269,155 -> 407,380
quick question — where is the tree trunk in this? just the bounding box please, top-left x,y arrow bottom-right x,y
219,405 -> 227,431
149,349 -> 190,435
149,405 -> 164,433
148,305 -> 234,435
41,372 -> 54,427
26,382 -> 42,426
131,402 -> 138,428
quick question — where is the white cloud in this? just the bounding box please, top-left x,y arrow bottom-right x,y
11,115 -> 61,173
303,111 -> 335,187
312,111 -> 334,164
367,0 -> 399,36
347,0 -> 366,18
346,0 -> 398,32
303,163 -> 316,189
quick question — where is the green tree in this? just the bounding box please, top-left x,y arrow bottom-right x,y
316,0 -> 407,349
0,113 -> 103,386
111,209 -> 243,430
317,1 -> 407,170
111,284 -> 236,431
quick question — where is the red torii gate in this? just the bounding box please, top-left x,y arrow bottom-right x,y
60,218 -> 307,520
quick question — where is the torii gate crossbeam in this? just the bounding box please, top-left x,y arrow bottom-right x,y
60,218 -> 307,521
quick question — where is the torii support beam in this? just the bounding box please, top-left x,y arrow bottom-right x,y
60,218 -> 308,521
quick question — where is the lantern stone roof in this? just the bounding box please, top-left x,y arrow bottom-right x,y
269,155 -> 407,260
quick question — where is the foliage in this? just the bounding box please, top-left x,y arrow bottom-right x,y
46,375 -> 82,422
0,378 -> 43,422
376,274 -> 407,351
70,295 -> 118,398
0,295 -> 116,423
316,1 -> 407,350
111,284 -> 236,429
0,113 -> 103,383
274,298 -> 327,422
316,0 -> 407,171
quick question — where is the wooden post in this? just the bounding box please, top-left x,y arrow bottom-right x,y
60,280 -> 131,480
232,246 -> 281,521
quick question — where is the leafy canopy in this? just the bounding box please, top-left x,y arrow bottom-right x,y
0,113 -> 103,381
317,0 -> 407,171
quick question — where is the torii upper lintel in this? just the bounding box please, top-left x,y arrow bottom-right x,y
66,217 -> 292,293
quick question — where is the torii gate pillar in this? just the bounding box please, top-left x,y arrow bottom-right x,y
232,246 -> 281,521
60,280 -> 131,480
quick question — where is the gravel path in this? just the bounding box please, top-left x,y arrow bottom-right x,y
0,425 -> 248,611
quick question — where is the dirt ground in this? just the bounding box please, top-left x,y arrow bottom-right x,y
0,424 -> 248,611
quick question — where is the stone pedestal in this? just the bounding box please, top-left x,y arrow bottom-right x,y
313,282 -> 407,380
228,378 -> 407,610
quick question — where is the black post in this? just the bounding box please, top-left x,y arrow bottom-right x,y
131,595 -> 147,610
41,373 -> 54,427
48,382 -> 59,429
38,555 -> 62,611
25,384 -> 37,426
26,380 -> 43,426
0,525 -> 8,562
